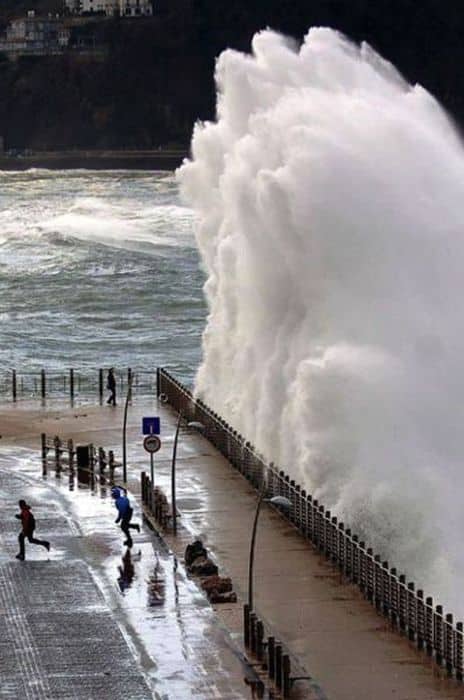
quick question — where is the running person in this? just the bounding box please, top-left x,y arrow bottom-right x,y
15,499 -> 50,560
112,488 -> 140,548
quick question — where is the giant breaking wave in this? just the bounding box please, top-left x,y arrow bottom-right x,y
178,27 -> 464,612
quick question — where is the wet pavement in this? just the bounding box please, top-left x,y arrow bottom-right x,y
0,436 -> 256,700
3,397 -> 464,699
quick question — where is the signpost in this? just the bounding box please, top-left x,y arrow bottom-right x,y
142,417 -> 161,485
142,417 -> 160,435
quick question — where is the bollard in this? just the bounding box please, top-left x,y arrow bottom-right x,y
141,472 -> 146,505
54,435 -> 61,475
256,620 -> 264,662
70,368 -> 74,401
41,433 -> 47,476
283,654 -> 291,698
99,368 -> 103,403
89,443 -> 95,489
98,447 -> 106,474
275,643 -> 283,690
108,450 -> 115,482
12,369 -> 17,401
268,636 -> 275,680
76,444 -> 90,484
250,613 -> 257,654
41,369 -> 46,399
67,439 -> 74,471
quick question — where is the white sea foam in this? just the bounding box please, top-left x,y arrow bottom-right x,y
178,27 -> 464,612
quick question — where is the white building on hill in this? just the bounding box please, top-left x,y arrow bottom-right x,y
119,0 -> 153,16
65,0 -> 153,16
0,11 -> 70,55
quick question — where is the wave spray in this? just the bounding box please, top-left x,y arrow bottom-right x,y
178,28 -> 464,612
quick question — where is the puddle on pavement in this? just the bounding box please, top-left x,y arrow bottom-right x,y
0,443 -> 259,698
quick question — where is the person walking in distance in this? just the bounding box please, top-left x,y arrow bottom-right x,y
15,500 -> 50,561
107,367 -> 116,406
112,487 -> 140,548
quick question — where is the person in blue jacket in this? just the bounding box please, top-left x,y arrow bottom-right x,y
111,487 -> 140,548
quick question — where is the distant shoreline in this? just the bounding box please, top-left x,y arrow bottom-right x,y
0,149 -> 189,171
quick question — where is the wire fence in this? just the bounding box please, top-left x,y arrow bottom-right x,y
157,367 -> 464,681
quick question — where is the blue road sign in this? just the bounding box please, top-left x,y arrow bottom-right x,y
142,417 -> 160,435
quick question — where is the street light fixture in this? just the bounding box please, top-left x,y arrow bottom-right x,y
171,413 -> 205,535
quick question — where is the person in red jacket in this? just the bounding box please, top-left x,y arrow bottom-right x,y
15,499 -> 50,561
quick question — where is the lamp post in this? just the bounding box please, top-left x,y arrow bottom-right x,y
244,488 -> 291,648
248,491 -> 292,611
122,371 -> 133,483
171,414 -> 205,535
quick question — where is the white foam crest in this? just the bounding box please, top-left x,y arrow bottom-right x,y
178,27 -> 464,612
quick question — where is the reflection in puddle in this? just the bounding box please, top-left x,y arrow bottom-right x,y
147,554 -> 165,607
117,548 -> 136,594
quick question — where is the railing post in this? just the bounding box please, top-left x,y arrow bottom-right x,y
99,368 -> 103,403
156,367 -> 161,397
426,596 -> 434,656
434,604 -> 444,666
417,589 -> 425,650
41,369 -> 46,399
445,613 -> 454,676
70,368 -> 74,402
407,582 -> 417,641
12,369 -> 17,401
41,433 -> 47,476
399,574 -> 407,631
456,621 -> 463,681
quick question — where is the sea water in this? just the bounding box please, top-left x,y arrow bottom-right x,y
0,169 -> 204,383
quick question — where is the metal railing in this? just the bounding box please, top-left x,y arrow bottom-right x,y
157,367 -> 464,681
1,368 -> 157,402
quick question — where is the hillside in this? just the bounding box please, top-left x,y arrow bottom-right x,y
1,0 -> 464,150
0,0 -> 62,25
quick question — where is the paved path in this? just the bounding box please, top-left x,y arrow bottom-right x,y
2,397 -> 464,699
0,409 -> 259,700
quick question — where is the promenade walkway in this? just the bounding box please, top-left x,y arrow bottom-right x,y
2,397 -> 464,699
0,400 -> 259,700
